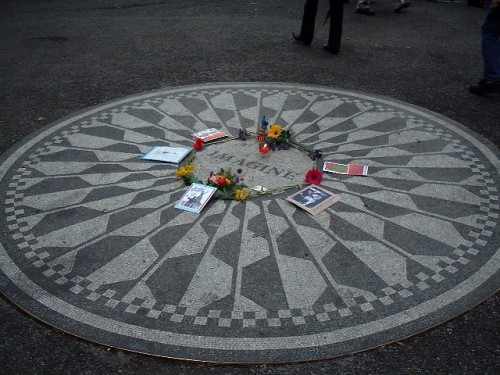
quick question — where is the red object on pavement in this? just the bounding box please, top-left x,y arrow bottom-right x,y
194,138 -> 203,150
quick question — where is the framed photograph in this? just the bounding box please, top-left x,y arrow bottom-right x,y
192,128 -> 228,142
175,183 -> 218,213
142,146 -> 191,164
286,185 -> 341,216
323,161 -> 368,176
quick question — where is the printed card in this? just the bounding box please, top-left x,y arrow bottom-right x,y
192,128 -> 228,142
142,146 -> 191,164
175,183 -> 218,213
323,162 -> 368,176
286,185 -> 341,216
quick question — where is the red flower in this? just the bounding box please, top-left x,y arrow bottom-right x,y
217,177 -> 228,188
194,138 -> 203,150
305,169 -> 323,185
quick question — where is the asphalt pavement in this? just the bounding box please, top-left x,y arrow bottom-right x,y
0,0 -> 499,374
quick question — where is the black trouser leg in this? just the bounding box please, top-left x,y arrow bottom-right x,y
300,0 -> 319,44
326,0 -> 343,53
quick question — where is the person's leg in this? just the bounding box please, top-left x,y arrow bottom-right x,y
325,0 -> 343,54
298,0 -> 319,44
470,8 -> 500,94
482,8 -> 500,81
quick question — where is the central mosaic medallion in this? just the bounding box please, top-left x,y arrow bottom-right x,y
194,139 -> 313,190
0,83 -> 498,363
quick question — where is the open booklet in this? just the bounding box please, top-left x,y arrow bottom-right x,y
286,185 -> 341,216
192,128 -> 229,142
142,146 -> 191,164
323,161 -> 368,176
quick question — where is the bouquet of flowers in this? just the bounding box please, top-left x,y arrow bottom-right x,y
265,124 -> 293,150
255,116 -> 292,150
207,168 -> 250,200
176,165 -> 251,200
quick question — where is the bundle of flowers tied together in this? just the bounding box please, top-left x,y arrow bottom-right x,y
176,166 -> 251,200
265,124 -> 293,150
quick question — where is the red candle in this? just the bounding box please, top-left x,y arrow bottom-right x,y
259,142 -> 270,155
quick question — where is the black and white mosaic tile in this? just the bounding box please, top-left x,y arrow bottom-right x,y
0,83 -> 498,363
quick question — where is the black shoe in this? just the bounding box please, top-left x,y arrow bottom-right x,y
292,32 -> 311,46
469,79 -> 500,95
323,44 -> 339,54
356,8 -> 375,15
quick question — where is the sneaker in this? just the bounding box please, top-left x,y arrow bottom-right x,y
356,8 -> 376,15
395,0 -> 411,12
469,79 -> 500,95
292,32 -> 311,46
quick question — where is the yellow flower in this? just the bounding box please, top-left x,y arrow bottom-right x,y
267,124 -> 282,139
175,165 -> 195,178
235,188 -> 250,201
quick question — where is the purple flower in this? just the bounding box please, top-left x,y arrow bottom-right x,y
309,149 -> 323,161
238,129 -> 248,140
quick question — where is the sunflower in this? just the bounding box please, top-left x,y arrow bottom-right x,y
305,169 -> 323,185
267,124 -> 282,139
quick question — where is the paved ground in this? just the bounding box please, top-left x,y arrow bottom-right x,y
0,0 -> 499,374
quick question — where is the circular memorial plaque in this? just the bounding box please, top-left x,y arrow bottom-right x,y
0,83 -> 498,363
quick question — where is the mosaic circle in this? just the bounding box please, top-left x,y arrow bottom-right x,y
0,83 -> 498,363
